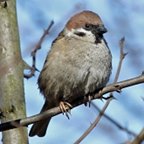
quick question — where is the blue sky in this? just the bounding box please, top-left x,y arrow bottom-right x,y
14,0 -> 144,143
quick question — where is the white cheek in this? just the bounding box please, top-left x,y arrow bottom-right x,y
65,28 -> 96,43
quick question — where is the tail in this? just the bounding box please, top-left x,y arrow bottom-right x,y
29,101 -> 52,137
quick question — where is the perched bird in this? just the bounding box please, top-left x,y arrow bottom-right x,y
29,10 -> 112,137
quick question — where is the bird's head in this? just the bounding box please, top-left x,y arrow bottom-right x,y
64,10 -> 107,43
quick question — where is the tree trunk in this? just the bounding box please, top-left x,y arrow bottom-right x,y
0,0 -> 28,144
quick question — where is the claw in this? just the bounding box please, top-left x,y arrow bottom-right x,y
88,95 -> 92,107
59,101 -> 72,119
84,95 -> 93,107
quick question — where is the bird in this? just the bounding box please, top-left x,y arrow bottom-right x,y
29,10 -> 112,137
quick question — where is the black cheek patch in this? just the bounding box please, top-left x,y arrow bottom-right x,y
74,32 -> 86,37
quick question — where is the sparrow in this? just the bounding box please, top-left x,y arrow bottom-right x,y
29,10 -> 112,137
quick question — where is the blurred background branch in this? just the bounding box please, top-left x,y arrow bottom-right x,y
24,21 -> 54,79
130,128 -> 144,144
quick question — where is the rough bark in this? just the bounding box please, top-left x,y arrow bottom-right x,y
0,0 -> 28,144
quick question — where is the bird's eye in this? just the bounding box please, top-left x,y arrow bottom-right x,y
85,24 -> 91,30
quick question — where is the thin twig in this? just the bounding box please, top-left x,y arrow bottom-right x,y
74,37 -> 126,144
74,98 -> 112,144
91,103 -> 137,137
0,74 -> 144,132
114,37 -> 127,83
24,20 -> 54,79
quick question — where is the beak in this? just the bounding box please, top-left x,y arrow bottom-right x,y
97,24 -> 107,34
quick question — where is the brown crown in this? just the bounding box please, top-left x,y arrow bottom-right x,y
66,10 -> 103,30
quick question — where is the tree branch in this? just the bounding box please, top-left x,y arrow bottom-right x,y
0,74 -> 144,132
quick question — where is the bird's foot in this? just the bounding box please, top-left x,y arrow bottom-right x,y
84,88 -> 103,107
59,101 -> 72,119
84,95 -> 93,107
